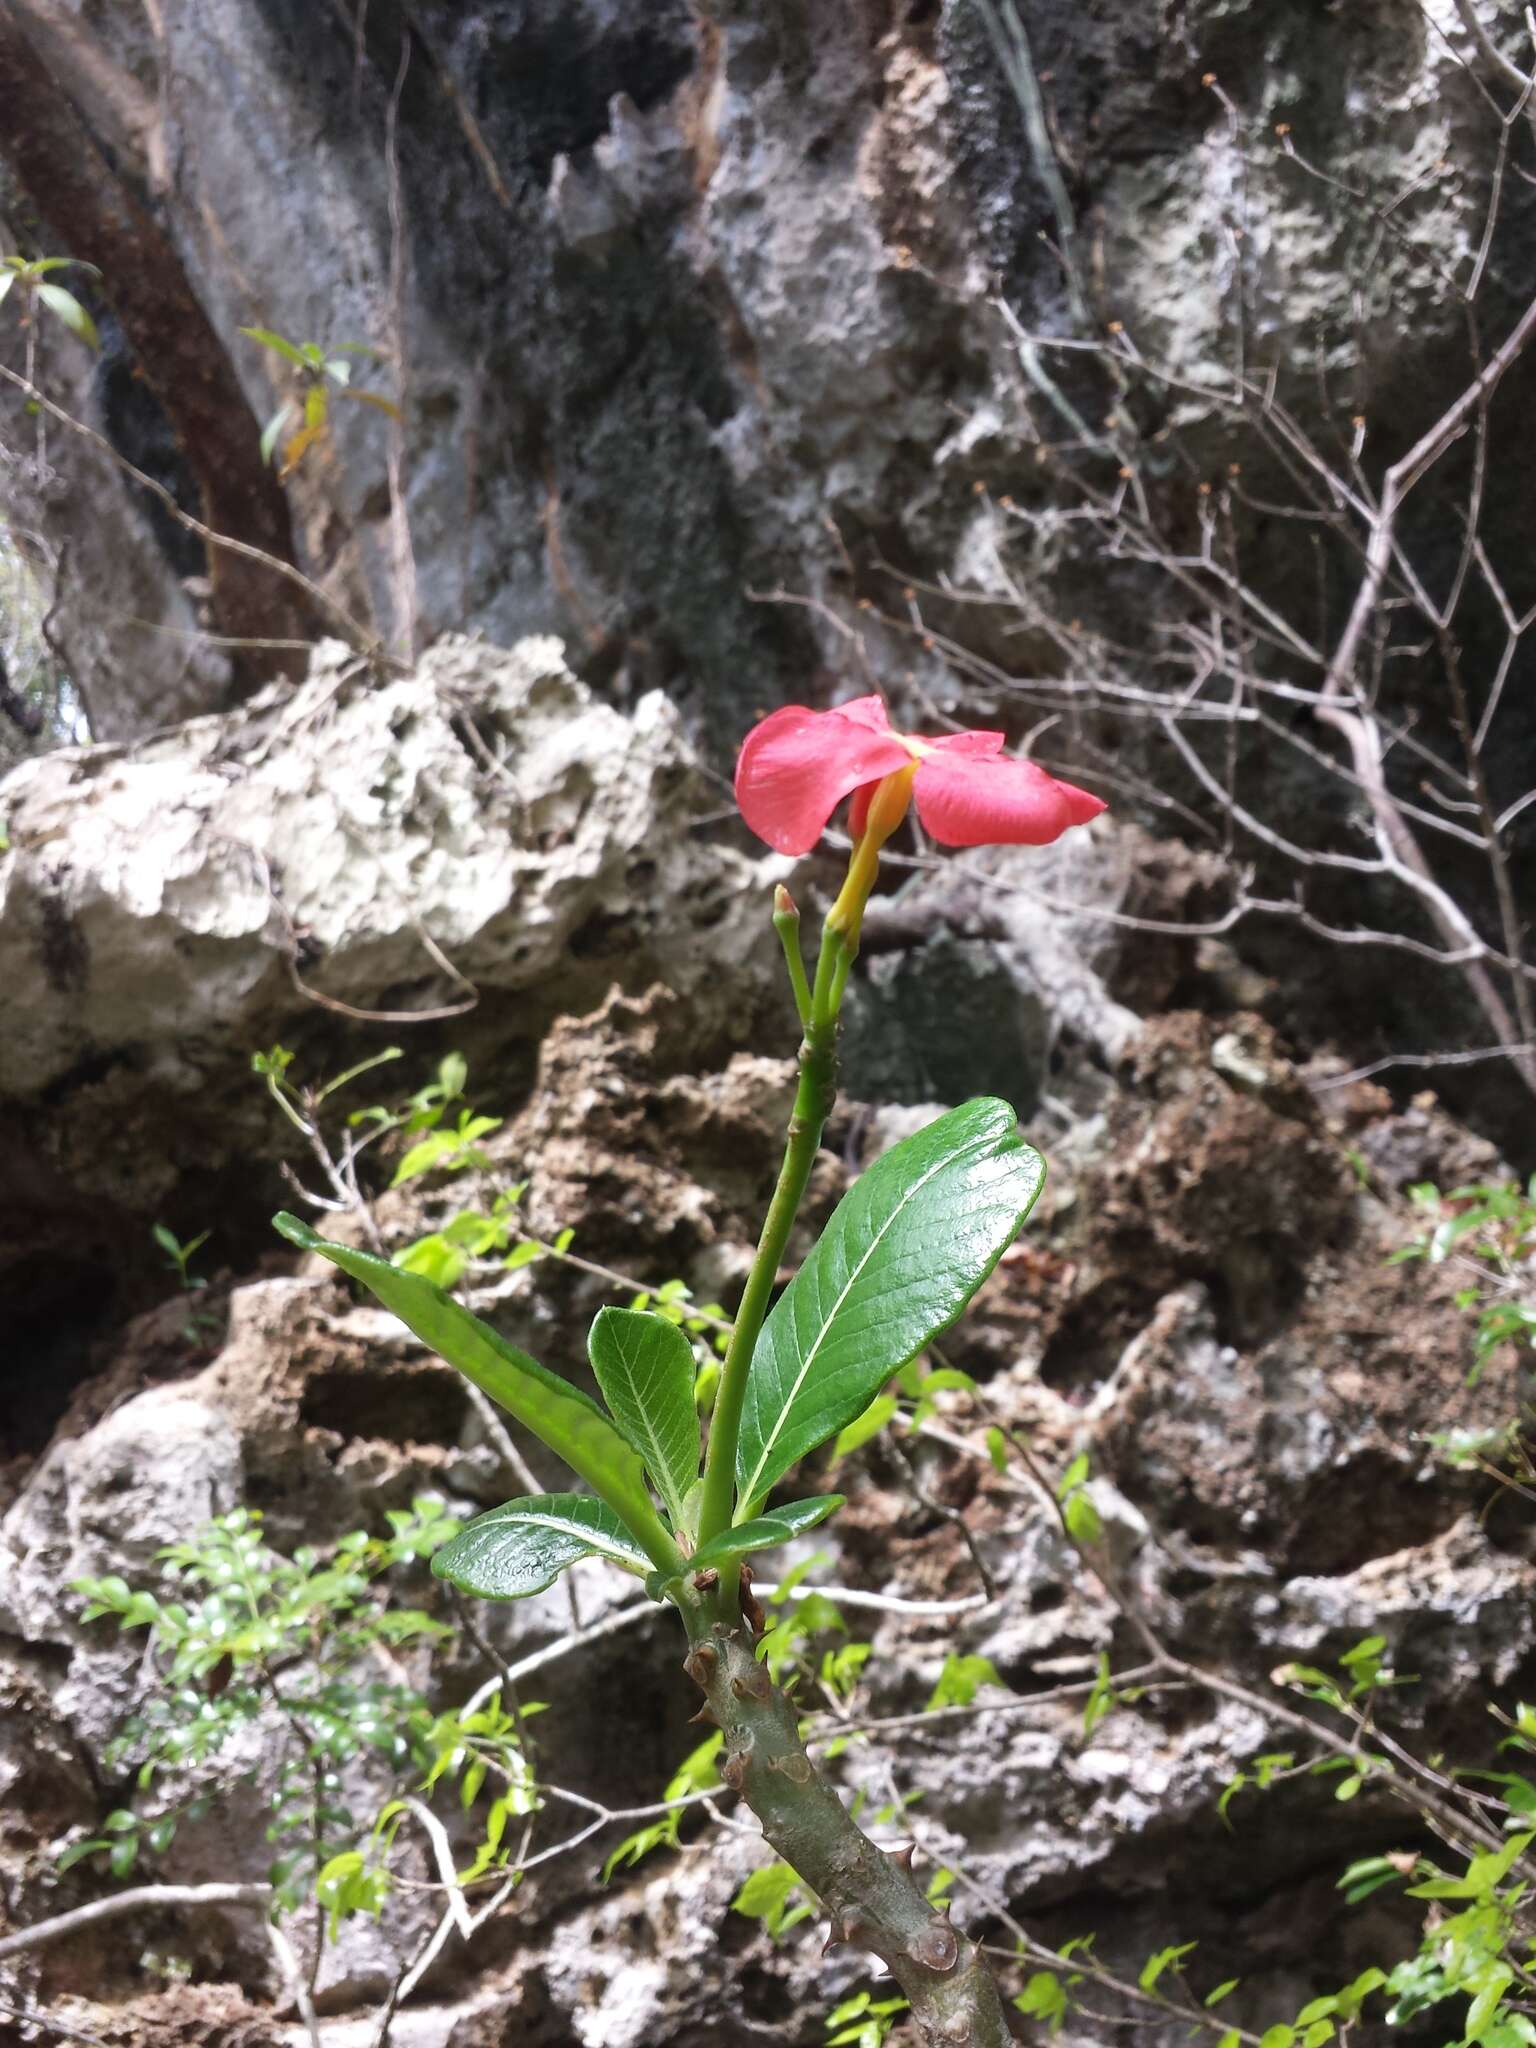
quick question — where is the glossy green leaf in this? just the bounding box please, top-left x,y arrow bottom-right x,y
272,1212 -> 675,1570
35,283 -> 99,350
588,1308 -> 700,1530
687,1495 -> 843,1575
735,1099 -> 1044,1511
432,1494 -> 651,1599
56,1837 -> 111,1873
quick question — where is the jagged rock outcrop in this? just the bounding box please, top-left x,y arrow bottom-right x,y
1,1 -> 1531,749
0,632 -> 788,1451
0,961 -> 1525,2044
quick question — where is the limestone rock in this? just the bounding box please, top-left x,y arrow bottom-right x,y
0,633 -> 779,1218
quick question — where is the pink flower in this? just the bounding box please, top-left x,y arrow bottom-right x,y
735,694 -> 1106,856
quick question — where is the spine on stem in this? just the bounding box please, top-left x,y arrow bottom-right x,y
680,1589 -> 1011,2047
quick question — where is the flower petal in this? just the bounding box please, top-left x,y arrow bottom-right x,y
849,727 -> 1004,836
913,750 -> 1106,847
834,695 -> 896,733
735,703 -> 911,854
928,728 -> 1007,759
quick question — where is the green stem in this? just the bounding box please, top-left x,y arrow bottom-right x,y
678,1590 -> 1012,2047
695,920 -> 849,1548
773,896 -> 813,1029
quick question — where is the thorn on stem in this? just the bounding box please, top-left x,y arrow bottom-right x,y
687,1703 -> 719,1726
720,1742 -> 753,1791
887,1841 -> 916,1872
730,1663 -> 772,1703
683,1643 -> 718,1688
823,1909 -> 872,1953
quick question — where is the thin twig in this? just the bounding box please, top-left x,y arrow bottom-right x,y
0,1882 -> 273,1961
269,1917 -> 324,2048
0,361 -> 379,659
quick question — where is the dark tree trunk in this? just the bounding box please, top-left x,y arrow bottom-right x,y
0,3 -> 317,688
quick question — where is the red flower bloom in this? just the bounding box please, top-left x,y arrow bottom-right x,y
735,694 -> 1106,856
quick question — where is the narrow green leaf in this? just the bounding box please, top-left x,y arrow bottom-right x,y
687,1495 -> 844,1576
35,283 -> 100,350
337,386 -> 403,420
832,1394 -> 899,1458
735,1099 -> 1045,1510
1064,1490 -> 1103,1546
272,1212 -> 675,1569
588,1308 -> 700,1529
392,1233 -> 467,1289
56,1838 -> 111,1872
925,1653 -> 1003,1711
432,1494 -> 651,1599
241,325 -> 311,369
1139,1941 -> 1196,1992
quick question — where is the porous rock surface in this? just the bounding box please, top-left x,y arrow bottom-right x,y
0,947 -> 1527,2044
0,633 -> 781,1413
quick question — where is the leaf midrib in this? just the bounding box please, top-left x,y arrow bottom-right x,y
605,1325 -> 691,1523
737,1129 -> 988,1507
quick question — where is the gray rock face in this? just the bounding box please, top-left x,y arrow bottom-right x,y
1,1 -> 1526,749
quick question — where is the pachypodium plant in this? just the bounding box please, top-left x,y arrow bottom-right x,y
275,695 -> 1103,2045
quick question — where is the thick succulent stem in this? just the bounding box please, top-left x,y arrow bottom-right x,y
696,923 -> 846,1543
679,1589 -> 1013,2046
